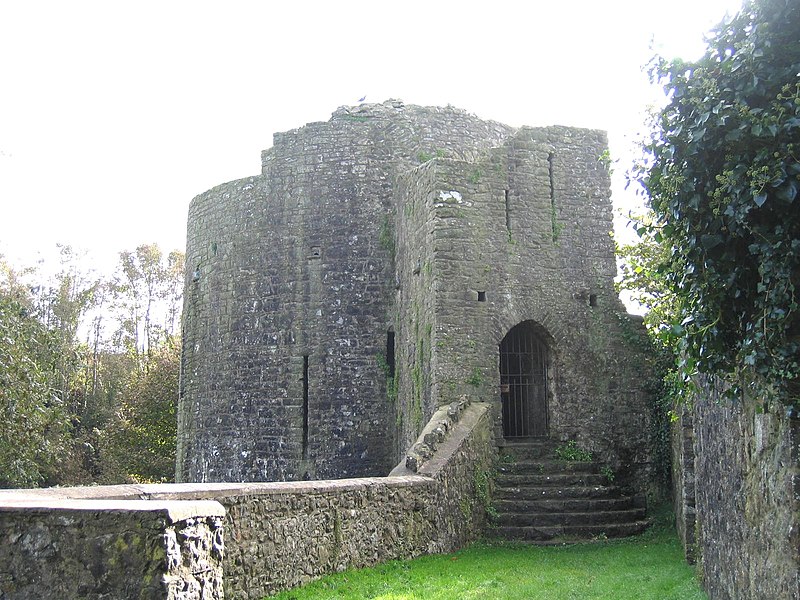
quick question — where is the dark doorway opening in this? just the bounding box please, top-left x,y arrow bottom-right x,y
499,323 -> 549,437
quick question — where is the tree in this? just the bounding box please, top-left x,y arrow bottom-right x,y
0,262 -> 70,487
636,0 -> 800,402
113,244 -> 184,368
616,212 -> 681,341
101,341 -> 180,482
33,246 -> 103,417
91,244 -> 185,482
0,244 -> 185,487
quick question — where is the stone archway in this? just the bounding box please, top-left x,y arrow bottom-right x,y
499,322 -> 549,438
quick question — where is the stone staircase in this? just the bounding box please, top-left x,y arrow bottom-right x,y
491,438 -> 649,543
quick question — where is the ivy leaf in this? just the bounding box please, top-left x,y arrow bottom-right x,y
701,234 -> 723,250
776,180 -> 797,203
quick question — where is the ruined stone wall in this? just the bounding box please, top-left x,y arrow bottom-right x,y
0,500 -> 225,600
179,101 -> 654,491
675,378 -> 800,599
2,402 -> 495,599
394,160 -> 441,451
179,124 -> 398,482
179,101 -> 511,482
494,128 -> 653,490
393,126 -> 655,493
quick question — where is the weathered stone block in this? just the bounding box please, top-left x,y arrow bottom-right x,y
0,499 -> 225,600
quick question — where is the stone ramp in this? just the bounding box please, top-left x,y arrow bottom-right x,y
491,439 -> 649,543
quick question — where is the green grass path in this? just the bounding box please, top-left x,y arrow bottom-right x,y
270,514 -> 705,600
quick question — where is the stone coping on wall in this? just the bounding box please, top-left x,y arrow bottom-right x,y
0,497 -> 225,523
0,475 -> 432,505
390,399 -> 484,476
418,402 -> 489,477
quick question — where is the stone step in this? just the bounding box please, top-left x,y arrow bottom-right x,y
491,520 -> 651,543
495,508 -> 647,527
497,460 -> 599,475
495,472 -> 607,487
497,440 -> 556,461
495,485 -> 621,500
493,495 -> 644,514
493,441 -> 647,543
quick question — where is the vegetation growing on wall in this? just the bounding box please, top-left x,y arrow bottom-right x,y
379,213 -> 395,261
466,367 -> 484,387
629,0 -> 800,406
376,353 -> 397,404
554,440 -> 593,462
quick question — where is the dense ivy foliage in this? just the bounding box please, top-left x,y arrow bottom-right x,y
638,0 -> 800,402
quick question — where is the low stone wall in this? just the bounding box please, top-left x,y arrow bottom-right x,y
0,401 -> 495,599
0,499 -> 225,600
169,401 -> 494,597
673,378 -> 800,599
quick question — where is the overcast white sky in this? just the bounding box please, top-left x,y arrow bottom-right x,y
0,0 -> 743,273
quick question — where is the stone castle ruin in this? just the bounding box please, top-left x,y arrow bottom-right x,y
176,100 -> 654,491
1,101 -> 660,600
6,102 -> 792,599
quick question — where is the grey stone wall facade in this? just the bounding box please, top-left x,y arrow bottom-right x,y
672,377 -> 800,599
0,401 -> 495,599
394,127 -> 655,490
178,102 -> 510,482
178,100 -> 654,494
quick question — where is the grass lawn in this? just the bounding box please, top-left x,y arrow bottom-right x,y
269,511 -> 705,600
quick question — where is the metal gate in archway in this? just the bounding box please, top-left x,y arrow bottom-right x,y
499,323 -> 549,437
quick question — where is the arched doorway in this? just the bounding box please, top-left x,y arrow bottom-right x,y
499,322 -> 549,438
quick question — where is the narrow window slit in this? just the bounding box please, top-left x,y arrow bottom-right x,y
504,189 -> 511,233
477,291 -> 487,302
386,330 -> 396,378
302,355 -> 309,459
548,152 -> 558,241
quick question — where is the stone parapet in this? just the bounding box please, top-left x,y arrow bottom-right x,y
0,499 -> 225,600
